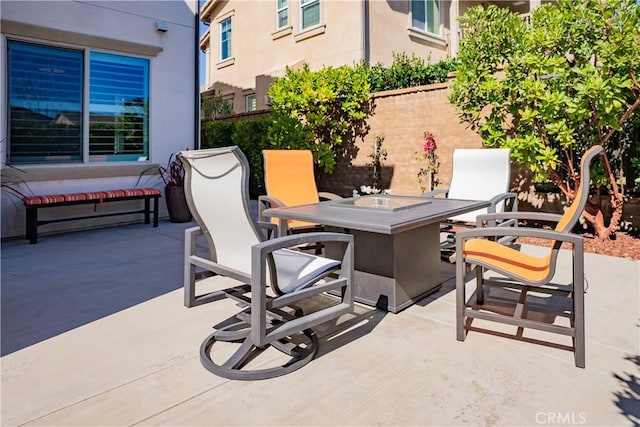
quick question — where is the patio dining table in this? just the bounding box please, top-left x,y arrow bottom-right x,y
263,195 -> 490,313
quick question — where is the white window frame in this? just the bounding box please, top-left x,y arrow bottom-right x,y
410,0 -> 442,36
276,0 -> 289,29
220,17 -> 232,61
6,38 -> 150,165
245,94 -> 257,112
300,0 -> 320,31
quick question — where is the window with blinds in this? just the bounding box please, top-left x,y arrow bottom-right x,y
89,52 -> 149,161
6,40 -> 149,164
411,0 -> 441,35
300,0 -> 320,30
8,41 -> 83,163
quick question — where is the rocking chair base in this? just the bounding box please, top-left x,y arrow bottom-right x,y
199,327 -> 319,381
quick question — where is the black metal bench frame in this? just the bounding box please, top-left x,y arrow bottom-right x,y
24,193 -> 160,244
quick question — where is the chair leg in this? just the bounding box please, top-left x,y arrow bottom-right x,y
456,254 -> 466,341
573,254 -> 586,368
476,266 -> 485,305
184,228 -> 197,307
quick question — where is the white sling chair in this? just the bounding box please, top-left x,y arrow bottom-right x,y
423,148 -> 518,260
179,146 -> 354,380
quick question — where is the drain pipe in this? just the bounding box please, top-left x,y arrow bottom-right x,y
194,0 -> 201,149
362,0 -> 370,64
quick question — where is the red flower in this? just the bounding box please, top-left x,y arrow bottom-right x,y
424,140 -> 437,152
423,133 -> 437,153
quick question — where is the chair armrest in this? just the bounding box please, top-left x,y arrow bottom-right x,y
483,192 -> 519,227
253,231 -> 353,254
185,225 -> 203,249
256,221 -> 277,240
318,192 -> 342,201
475,211 -> 563,226
487,192 -> 518,213
422,188 -> 449,198
457,226 -> 583,246
250,232 -> 355,346
258,195 -> 285,221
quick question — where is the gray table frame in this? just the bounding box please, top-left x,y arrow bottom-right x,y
264,195 -> 490,313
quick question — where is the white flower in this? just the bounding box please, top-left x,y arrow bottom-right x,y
355,185 -> 391,195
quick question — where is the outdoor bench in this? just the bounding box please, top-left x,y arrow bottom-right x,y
22,187 -> 161,244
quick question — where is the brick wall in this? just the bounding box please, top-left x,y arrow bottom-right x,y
320,82 -> 483,196
209,82 -> 640,230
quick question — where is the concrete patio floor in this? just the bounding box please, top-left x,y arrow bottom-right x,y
1,219 -> 639,426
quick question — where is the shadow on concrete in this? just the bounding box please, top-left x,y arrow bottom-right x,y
1,220 -> 192,356
613,354 -> 640,425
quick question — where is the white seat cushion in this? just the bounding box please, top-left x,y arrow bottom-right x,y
272,249 -> 341,294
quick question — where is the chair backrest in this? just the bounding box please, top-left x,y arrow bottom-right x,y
263,150 -> 321,207
447,148 -> 512,222
554,145 -> 604,234
536,145 -> 604,281
179,146 -> 262,278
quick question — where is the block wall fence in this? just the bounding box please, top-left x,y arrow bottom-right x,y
319,82 -> 639,231
320,82 -> 482,197
212,81 -> 638,231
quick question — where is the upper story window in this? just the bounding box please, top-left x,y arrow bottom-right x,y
245,94 -> 257,112
411,0 -> 441,35
276,0 -> 289,29
7,40 -> 149,164
220,17 -> 232,61
300,0 -> 320,30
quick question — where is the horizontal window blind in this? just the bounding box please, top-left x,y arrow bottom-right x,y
89,52 -> 149,161
8,41 -> 83,163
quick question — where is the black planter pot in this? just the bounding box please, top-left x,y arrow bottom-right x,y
165,185 -> 192,223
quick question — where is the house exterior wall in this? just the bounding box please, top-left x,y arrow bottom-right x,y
201,0 -> 543,114
367,0 -> 450,65
201,0 -> 364,110
1,0 -> 198,240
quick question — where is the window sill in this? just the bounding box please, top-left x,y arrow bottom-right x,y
216,57 -> 235,69
272,26 -> 293,40
407,28 -> 447,48
294,24 -> 326,43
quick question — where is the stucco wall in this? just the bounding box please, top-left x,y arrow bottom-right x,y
203,0 -> 364,91
1,0 -> 198,240
368,0 -> 452,65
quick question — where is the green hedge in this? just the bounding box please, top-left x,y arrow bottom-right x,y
201,118 -> 270,197
201,120 -> 234,148
366,53 -> 457,93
